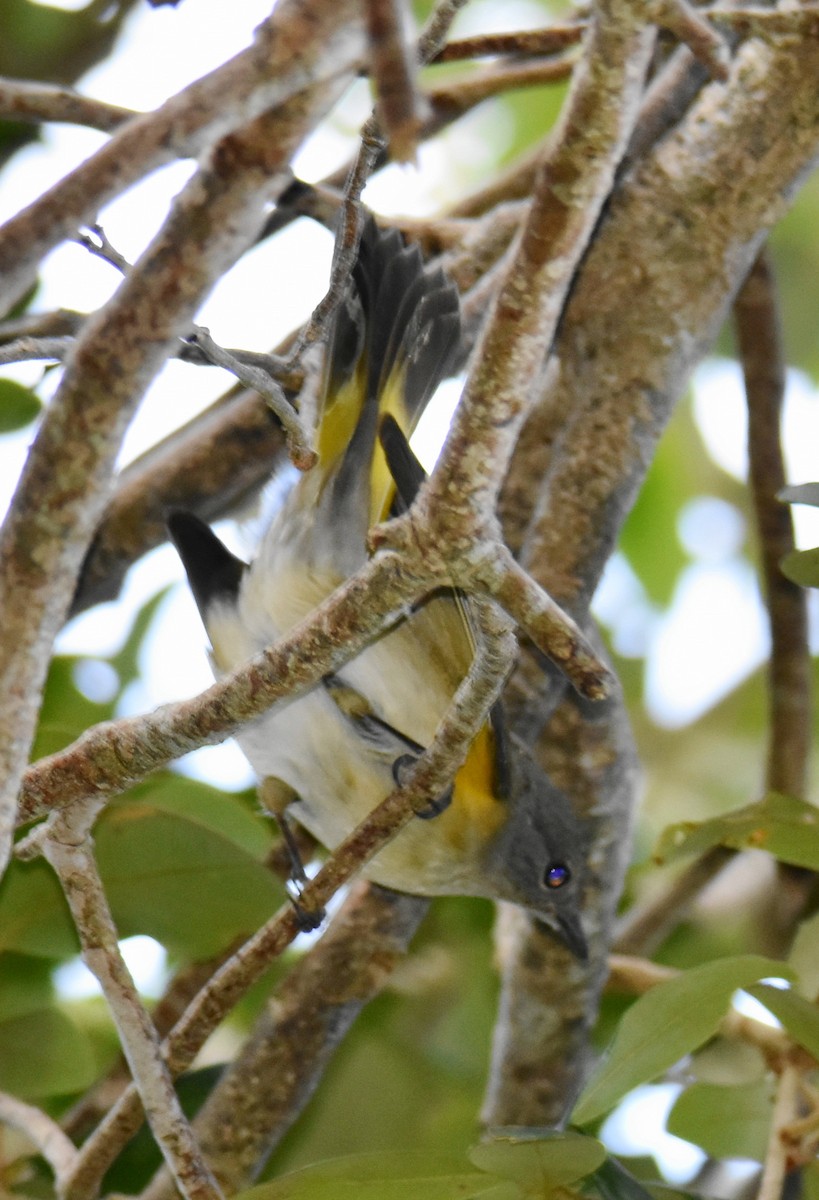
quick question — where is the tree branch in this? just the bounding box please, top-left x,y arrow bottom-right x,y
735,250 -> 812,800
0,1092 -> 78,1186
0,77 -> 132,133
758,1062 -> 801,1200
434,24 -> 586,63
185,327 -> 316,471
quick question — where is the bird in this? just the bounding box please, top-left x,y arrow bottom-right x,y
168,218 -> 587,958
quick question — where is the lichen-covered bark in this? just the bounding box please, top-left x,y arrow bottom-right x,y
485,29 -> 819,1127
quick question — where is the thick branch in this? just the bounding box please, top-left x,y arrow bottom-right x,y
70,385 -> 287,614
484,678 -> 637,1126
519,35 -> 819,617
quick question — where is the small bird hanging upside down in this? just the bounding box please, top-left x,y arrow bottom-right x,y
169,218 -> 587,959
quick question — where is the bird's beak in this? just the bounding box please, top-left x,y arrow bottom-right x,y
558,910 -> 588,960
537,909 -> 588,961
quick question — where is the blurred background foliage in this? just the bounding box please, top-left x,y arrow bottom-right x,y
0,0 -> 818,1194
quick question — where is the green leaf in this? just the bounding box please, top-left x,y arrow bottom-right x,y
35,589 -> 173,758
0,855 -> 77,958
0,952 -> 55,1019
469,1130 -> 606,1189
788,910 -> 819,999
780,547 -> 819,588
0,377 -> 41,432
0,1007 -> 95,1098
96,798 -> 284,958
239,1152 -> 516,1199
654,791 -> 819,871
804,1161 -> 819,1200
688,1037 -> 765,1086
618,401 -> 706,607
746,983 -> 819,1059
572,956 -> 794,1125
132,774 -> 273,861
666,1082 -> 772,1161
32,654 -> 119,759
0,781 -> 273,967
779,483 -> 819,508
106,587 -> 171,688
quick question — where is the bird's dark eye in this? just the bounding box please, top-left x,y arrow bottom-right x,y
543,862 -> 571,890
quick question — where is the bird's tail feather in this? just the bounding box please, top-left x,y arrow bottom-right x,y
315,220 -> 461,533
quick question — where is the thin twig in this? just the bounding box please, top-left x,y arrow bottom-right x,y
187,327 -> 316,470
434,24 -> 587,63
74,223 -> 130,274
449,146 -> 541,218
735,249 -> 814,954
480,548 -> 614,701
605,953 -> 677,993
0,1091 -> 78,1183
0,308 -> 85,344
426,54 -> 577,120
735,250 -> 812,799
416,0 -> 471,62
0,78 -> 132,132
281,135 -> 376,369
68,228 -> 313,467
0,335 -> 73,364
758,1063 -> 801,1200
283,0 -> 476,368
613,847 -> 734,956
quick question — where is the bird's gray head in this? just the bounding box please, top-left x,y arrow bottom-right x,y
482,741 -> 587,959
